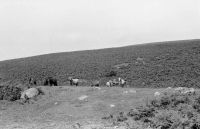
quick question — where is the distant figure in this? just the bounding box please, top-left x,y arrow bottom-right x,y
118,78 -> 126,88
106,80 -> 113,87
68,77 -> 79,86
112,79 -> 119,86
29,77 -> 37,86
44,77 -> 58,86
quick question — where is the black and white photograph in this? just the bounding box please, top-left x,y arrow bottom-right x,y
0,0 -> 200,128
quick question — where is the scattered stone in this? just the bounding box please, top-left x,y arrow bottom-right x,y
110,104 -> 115,108
113,63 -> 130,69
78,95 -> 88,101
129,89 -> 136,93
154,91 -> 161,97
21,87 -> 40,103
101,90 -> 106,93
95,87 -> 101,90
167,87 -> 172,89
123,90 -> 136,94
123,91 -> 129,94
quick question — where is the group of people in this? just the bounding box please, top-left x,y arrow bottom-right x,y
68,77 -> 126,87
106,77 -> 126,87
28,76 -> 126,87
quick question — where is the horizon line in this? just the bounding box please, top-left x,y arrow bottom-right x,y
0,38 -> 199,62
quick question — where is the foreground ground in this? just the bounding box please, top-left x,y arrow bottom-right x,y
0,86 -> 164,129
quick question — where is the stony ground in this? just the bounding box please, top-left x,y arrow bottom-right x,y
0,86 -> 164,129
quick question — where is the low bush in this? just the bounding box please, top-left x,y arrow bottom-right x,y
105,70 -> 117,77
102,89 -> 200,129
0,86 -> 22,101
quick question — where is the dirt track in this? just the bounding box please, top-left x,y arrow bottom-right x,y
0,86 -> 162,129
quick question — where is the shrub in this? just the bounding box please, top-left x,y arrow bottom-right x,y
0,86 -> 22,101
150,110 -> 181,129
102,88 -> 200,129
116,112 -> 128,122
133,106 -> 155,121
127,109 -> 138,117
105,70 -> 117,77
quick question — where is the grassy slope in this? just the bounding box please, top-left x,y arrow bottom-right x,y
1,39 -> 200,87
0,86 -> 162,128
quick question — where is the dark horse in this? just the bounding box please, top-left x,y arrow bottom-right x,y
44,77 -> 58,86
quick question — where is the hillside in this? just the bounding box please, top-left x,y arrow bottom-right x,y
1,39 -> 200,88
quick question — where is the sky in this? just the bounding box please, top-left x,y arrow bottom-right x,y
0,0 -> 200,61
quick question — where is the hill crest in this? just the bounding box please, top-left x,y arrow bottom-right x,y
1,39 -> 200,88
